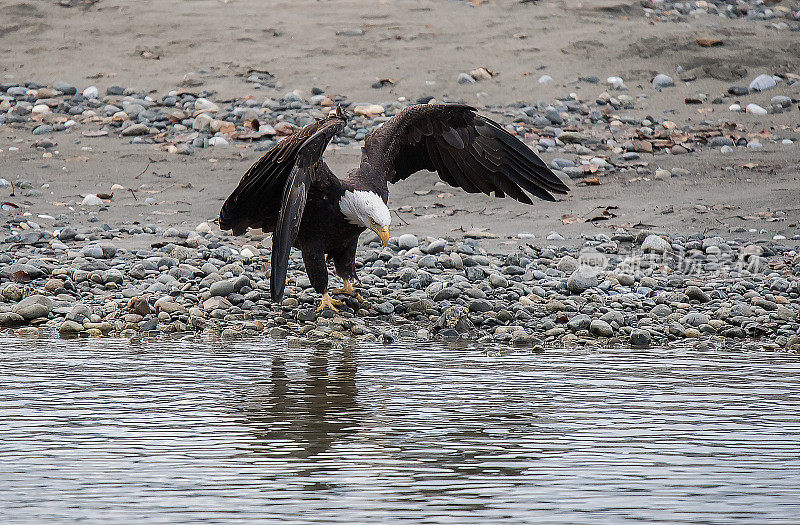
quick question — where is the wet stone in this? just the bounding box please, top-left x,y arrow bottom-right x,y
12,295 -> 53,320
685,285 -> 711,303
568,314 -> 591,332
630,329 -> 651,347
297,309 -> 317,322
590,319 -> 614,337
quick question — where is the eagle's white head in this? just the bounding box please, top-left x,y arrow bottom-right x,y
339,190 -> 391,246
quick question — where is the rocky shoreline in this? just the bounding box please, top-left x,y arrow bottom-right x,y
2,220 -> 799,351
1,72 -> 797,182
1,75 -> 799,350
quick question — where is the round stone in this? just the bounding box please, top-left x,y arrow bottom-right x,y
489,274 -> 508,288
642,234 -> 670,253
652,74 -> 674,88
748,74 -> 776,92
60,320 -> 85,334
82,194 -> 104,206
566,267 -> 598,294
567,314 -> 591,332
209,280 -> 236,297
82,86 -> 99,99
630,329 -> 651,347
426,239 -> 446,254
375,301 -> 395,314
590,319 -> 614,337
397,234 -> 419,250
681,312 -> 710,327
557,255 -> 578,273
12,295 -> 53,320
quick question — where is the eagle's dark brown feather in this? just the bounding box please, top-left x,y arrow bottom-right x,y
219,113 -> 346,236
219,103 -> 569,305
361,103 -> 569,202
270,125 -> 344,301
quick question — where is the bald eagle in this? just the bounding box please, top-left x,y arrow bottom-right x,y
219,104 -> 569,311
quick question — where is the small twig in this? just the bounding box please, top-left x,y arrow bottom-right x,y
134,160 -> 152,179
393,209 -> 409,225
128,188 -> 137,201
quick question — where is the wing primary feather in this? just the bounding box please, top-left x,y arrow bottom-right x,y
360,103 -> 569,202
441,127 -> 465,149
219,116 -> 345,238
427,138 -> 478,192
271,164 -> 309,302
269,123 -> 346,301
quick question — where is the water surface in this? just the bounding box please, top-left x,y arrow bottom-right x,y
1,336 -> 799,524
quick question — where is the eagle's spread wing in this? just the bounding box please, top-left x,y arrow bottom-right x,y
219,114 -> 345,236
362,103 -> 569,203
270,128 -> 340,301
218,113 -> 345,301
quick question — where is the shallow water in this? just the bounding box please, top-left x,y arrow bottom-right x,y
1,336 -> 799,524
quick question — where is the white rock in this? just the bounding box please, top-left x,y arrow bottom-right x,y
194,98 -> 219,112
111,183 -> 125,190
31,104 -> 50,114
242,244 -> 260,257
195,222 -> 213,233
652,74 -> 674,88
642,234 -> 670,253
82,86 -> 99,99
747,140 -> 762,149
354,104 -> 384,116
538,75 -> 554,84
546,231 -> 565,241
746,103 -> 767,116
606,76 -> 626,90
397,234 -> 418,250
81,194 -> 104,206
193,113 -> 213,131
748,74 -> 777,92
240,248 -> 255,259
728,104 -> 741,112
720,145 -> 733,154
208,136 -> 229,147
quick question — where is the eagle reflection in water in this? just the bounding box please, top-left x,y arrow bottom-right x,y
238,348 -> 360,459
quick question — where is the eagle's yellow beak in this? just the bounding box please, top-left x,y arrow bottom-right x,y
372,225 -> 390,246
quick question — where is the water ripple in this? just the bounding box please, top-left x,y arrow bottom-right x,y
1,336 -> 799,524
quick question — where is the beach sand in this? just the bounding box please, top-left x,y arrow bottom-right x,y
1,0 -> 798,248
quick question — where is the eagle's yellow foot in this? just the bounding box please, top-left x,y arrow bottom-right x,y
331,280 -> 364,301
317,292 -> 344,312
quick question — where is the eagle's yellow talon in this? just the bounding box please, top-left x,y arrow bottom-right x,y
332,279 -> 364,301
317,292 -> 343,311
